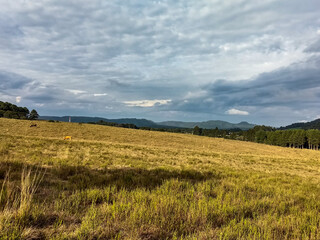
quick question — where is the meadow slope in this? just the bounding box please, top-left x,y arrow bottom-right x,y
1,118 -> 320,239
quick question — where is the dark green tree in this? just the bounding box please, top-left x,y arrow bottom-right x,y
0,101 -> 30,119
255,130 -> 267,143
29,109 -> 39,120
307,129 -> 320,150
192,126 -> 202,136
296,130 -> 306,149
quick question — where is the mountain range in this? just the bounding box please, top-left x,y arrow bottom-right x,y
158,120 -> 255,130
39,116 -> 256,130
279,118 -> 320,130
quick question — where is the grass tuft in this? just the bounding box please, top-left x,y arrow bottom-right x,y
0,167 -> 46,239
19,167 -> 46,218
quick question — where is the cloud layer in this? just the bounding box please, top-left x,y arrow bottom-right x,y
0,0 -> 319,126
124,99 -> 171,107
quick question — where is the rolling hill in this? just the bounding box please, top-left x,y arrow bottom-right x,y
280,118 -> 320,130
40,115 -> 255,130
1,118 -> 320,239
39,116 -> 166,128
159,120 -> 255,130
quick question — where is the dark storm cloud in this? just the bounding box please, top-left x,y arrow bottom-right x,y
168,55 -> 320,125
305,39 -> 320,53
206,57 -> 320,105
0,71 -> 32,90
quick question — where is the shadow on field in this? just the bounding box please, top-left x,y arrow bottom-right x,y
0,161 -> 221,192
57,166 -> 221,191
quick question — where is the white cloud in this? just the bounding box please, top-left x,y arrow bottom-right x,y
226,108 -> 249,115
93,93 -> 108,97
15,96 -> 21,103
124,99 -> 171,107
185,90 -> 207,99
67,89 -> 87,95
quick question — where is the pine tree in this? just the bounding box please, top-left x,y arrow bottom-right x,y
192,126 -> 202,135
29,109 -> 39,120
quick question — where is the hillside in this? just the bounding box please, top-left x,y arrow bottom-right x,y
1,118 -> 320,239
40,116 -> 255,130
159,120 -> 255,130
280,118 -> 320,130
39,116 -> 162,128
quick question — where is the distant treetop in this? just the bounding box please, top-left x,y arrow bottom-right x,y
0,101 -> 37,120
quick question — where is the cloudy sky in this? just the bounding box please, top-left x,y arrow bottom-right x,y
0,0 -> 320,126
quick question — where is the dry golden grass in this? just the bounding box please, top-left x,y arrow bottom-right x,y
1,118 -> 320,239
1,118 -> 320,179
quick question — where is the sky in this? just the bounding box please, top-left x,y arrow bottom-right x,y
0,0 -> 320,127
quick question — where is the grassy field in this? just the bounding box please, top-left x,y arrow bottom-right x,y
1,118 -> 320,239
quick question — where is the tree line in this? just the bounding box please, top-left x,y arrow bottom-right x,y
0,101 -> 39,120
90,120 -> 320,150
253,128 -> 320,150
88,120 -> 139,129
192,125 -> 320,150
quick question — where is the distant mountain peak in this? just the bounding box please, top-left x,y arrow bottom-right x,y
280,118 -> 320,130
158,120 -> 255,130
